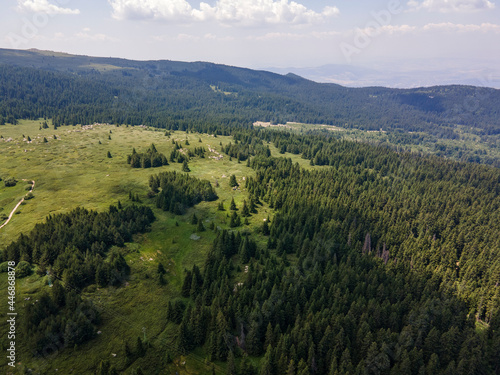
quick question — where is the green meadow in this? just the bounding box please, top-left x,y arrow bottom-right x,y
0,120 -> 316,374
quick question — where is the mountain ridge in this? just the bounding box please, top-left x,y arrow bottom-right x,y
0,48 -> 499,138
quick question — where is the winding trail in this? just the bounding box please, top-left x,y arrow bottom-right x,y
0,179 -> 35,230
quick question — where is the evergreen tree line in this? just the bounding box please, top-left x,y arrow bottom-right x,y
171,136 -> 500,373
23,281 -> 100,354
1,204 -> 155,289
227,128 -> 500,318
150,171 -> 218,215
244,151 -> 500,320
0,204 -> 155,358
3,62 -> 499,137
127,144 -> 169,168
177,226 -> 499,374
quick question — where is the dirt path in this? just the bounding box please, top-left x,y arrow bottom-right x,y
0,179 -> 35,230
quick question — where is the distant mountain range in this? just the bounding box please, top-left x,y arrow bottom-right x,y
0,48 -> 499,137
267,60 -> 500,89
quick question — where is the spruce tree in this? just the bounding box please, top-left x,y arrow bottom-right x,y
229,174 -> 239,187
230,211 -> 240,228
182,159 -> 190,172
124,341 -> 133,364
136,336 -> 145,357
240,356 -> 256,375
242,200 -> 250,217
260,345 -> 275,375
227,351 -> 236,375
182,270 -> 193,297
157,263 -> 166,275
197,219 -> 205,232
262,219 -> 270,236
230,198 -> 237,211
176,322 -> 189,355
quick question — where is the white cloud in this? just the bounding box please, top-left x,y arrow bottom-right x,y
358,24 -> 416,37
108,0 -> 339,25
422,22 -> 500,32
109,0 -> 193,21
407,0 -> 495,13
17,0 -> 80,15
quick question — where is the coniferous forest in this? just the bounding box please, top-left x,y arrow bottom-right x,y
171,132 -> 500,374
0,49 -> 499,374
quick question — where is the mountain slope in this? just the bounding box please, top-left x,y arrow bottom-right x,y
0,48 -> 499,137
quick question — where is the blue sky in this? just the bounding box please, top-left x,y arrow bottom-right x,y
1,0 -> 499,87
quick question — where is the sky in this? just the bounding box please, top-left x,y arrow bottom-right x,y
1,0 -> 499,87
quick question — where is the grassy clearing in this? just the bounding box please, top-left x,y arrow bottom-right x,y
0,119 -> 319,374
0,182 -> 29,224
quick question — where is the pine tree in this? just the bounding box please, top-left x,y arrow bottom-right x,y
136,336 -> 145,357
262,219 -> 270,235
229,174 -> 239,187
176,322 -> 189,355
182,159 -> 190,172
242,200 -> 250,217
296,359 -> 308,375
97,360 -> 111,375
157,263 -> 166,275
124,341 -> 133,364
215,310 -> 229,360
182,270 -> 193,297
227,351 -> 236,375
197,219 -> 206,232
426,353 -> 440,375
264,323 -> 274,349
191,214 -> 198,225
230,198 -> 237,210
107,151 -> 112,158
249,196 -> 257,213
240,356 -> 256,375
166,351 -> 173,364
230,211 -> 241,228
260,345 -> 275,375
95,264 -> 109,287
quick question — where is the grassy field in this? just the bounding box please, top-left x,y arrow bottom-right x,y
0,182 -> 29,225
0,120 -> 317,374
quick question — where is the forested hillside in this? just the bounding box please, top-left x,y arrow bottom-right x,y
171,130 -> 500,374
0,48 -> 499,138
